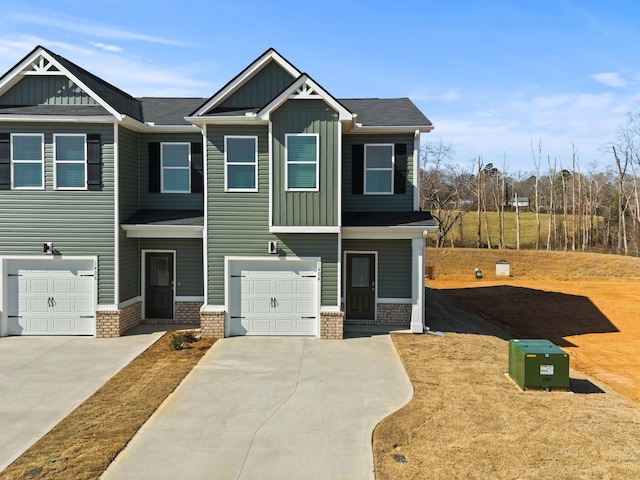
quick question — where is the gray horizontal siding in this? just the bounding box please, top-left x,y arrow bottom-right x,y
140,239 -> 204,297
0,123 -> 116,304
342,239 -> 412,298
139,132 -> 204,210
0,76 -> 98,106
271,100 -> 339,226
342,133 -> 416,212
206,124 -> 338,306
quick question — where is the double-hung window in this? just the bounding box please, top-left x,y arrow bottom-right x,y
11,134 -> 44,189
364,144 -> 394,195
225,136 -> 258,191
161,142 -> 191,193
286,134 -> 318,191
55,134 -> 87,189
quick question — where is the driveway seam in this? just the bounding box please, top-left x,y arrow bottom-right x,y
0,337 -> 74,380
235,337 -> 308,479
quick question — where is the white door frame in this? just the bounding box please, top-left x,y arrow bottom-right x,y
225,256 -> 322,337
141,249 -> 177,320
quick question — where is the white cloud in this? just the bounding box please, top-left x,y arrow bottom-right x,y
591,72 -> 627,88
410,89 -> 462,102
89,42 -> 124,53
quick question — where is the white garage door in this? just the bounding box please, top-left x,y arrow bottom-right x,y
229,260 -> 318,336
6,259 -> 95,335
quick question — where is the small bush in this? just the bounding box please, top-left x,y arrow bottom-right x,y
169,334 -> 186,351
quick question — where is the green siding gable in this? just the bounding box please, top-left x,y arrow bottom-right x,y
343,133 -> 416,212
218,61 -> 295,110
0,76 -> 98,106
271,100 -> 339,227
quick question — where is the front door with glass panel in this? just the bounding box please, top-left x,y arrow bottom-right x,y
145,252 -> 174,319
346,253 -> 376,320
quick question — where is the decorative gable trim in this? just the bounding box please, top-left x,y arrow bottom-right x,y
191,49 -> 301,118
258,74 -> 353,121
0,47 -> 123,121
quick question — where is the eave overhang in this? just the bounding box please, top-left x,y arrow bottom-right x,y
121,224 -> 204,239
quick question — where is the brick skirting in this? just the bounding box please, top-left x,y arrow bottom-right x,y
320,311 -> 344,339
344,303 -> 411,327
200,309 -> 225,337
96,302 -> 141,338
141,301 -> 203,325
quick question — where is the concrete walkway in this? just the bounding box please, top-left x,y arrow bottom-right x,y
102,335 -> 413,480
0,330 -> 163,472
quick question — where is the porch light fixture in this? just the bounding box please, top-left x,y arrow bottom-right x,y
43,242 -> 53,255
268,241 -> 278,254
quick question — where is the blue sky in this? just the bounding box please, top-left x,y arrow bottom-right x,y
1,0 -> 639,173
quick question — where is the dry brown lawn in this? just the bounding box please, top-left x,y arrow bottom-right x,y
373,248 -> 640,480
0,331 -> 215,480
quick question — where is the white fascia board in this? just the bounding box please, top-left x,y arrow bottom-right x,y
346,125 -> 434,134
269,226 -> 341,234
192,50 -> 301,117
341,226 -> 436,239
185,115 -> 267,126
413,129 -> 421,212
120,116 -> 200,133
258,75 -> 353,121
0,115 -> 118,123
121,225 -> 204,238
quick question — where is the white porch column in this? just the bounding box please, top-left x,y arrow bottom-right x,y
411,237 -> 425,333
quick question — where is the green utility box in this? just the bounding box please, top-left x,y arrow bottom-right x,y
508,339 -> 570,390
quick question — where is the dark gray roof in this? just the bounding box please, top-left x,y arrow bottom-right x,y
202,107 -> 261,117
342,211 -> 435,227
339,98 -> 432,128
41,47 -> 144,122
138,97 -> 207,125
0,105 -> 111,116
123,209 -> 204,226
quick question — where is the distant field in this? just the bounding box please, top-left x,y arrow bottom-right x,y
430,210 -> 603,249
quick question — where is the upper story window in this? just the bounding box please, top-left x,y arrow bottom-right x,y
364,144 -> 394,195
11,134 -> 44,189
161,142 -> 191,193
225,136 -> 258,191
55,134 -> 87,189
286,134 -> 318,191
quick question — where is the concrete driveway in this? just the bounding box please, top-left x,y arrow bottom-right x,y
102,335 -> 413,480
0,331 -> 163,472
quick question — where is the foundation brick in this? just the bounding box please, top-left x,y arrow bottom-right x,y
320,311 -> 344,339
200,309 -> 225,338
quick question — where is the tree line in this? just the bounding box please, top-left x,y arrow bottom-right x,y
421,108 -> 640,256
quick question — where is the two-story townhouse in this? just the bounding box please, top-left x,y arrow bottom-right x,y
0,46 -> 435,339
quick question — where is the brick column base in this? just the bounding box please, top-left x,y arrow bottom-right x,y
320,311 -> 344,339
200,309 -> 225,338
96,302 -> 141,338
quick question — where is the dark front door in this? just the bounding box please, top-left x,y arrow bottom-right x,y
346,253 -> 376,320
145,252 -> 174,319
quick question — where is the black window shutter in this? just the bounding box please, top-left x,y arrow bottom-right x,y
87,134 -> 102,191
351,144 -> 364,195
0,133 -> 9,190
394,143 -> 407,195
190,142 -> 203,193
148,142 -> 160,193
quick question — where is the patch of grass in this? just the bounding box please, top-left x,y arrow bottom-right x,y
0,331 -> 216,480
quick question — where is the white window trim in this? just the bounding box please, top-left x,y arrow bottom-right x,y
364,143 -> 394,195
224,135 -> 258,192
161,142 -> 191,194
54,133 -> 87,190
285,133 -> 319,192
10,133 -> 44,190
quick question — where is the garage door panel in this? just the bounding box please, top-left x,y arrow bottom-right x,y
296,300 -> 315,314
53,279 -> 73,294
276,299 -> 294,314
275,319 -> 293,333
253,280 -> 271,295
252,299 -> 271,314
275,280 -> 294,295
29,298 -> 50,313
53,318 -> 72,333
29,279 -> 49,294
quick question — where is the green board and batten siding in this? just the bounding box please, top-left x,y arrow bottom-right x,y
342,133 -> 415,212
343,239 -> 412,298
0,76 -> 99,106
271,100 -> 339,227
206,124 -> 338,307
218,61 -> 295,110
118,126 -> 140,302
0,123 -> 116,304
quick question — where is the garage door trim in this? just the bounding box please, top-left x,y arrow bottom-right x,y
225,256 -> 321,337
1,256 -> 98,337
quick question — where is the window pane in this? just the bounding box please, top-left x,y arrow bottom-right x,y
366,170 -> 392,193
14,162 -> 42,188
351,257 -> 370,288
150,256 -> 170,287
57,163 -> 86,188
227,137 -> 256,163
56,136 -> 85,161
366,145 -> 393,168
288,136 -> 316,162
163,169 -> 190,192
288,163 -> 316,189
13,136 -> 42,161
228,164 -> 256,190
162,144 -> 189,167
